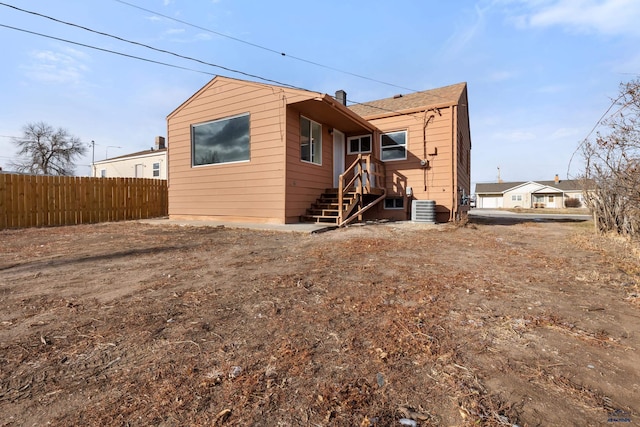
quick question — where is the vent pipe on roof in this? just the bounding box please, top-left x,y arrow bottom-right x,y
155,136 -> 166,150
335,90 -> 347,106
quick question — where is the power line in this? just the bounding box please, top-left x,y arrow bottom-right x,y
0,23 -> 217,77
0,22 -> 427,122
0,3 -> 309,90
112,0 -> 419,93
566,93 -> 627,179
0,5 -> 449,122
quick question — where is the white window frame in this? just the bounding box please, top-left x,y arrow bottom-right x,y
347,134 -> 372,154
300,116 -> 322,165
152,162 -> 160,177
100,169 -> 106,178
380,130 -> 407,162
384,197 -> 404,210
511,194 -> 522,201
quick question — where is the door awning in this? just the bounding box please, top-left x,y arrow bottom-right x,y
289,96 -> 377,135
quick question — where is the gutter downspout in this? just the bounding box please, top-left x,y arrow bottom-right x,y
451,105 -> 458,221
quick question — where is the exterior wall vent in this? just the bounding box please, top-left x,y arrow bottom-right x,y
412,200 -> 436,223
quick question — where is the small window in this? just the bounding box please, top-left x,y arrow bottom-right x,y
380,131 -> 407,161
192,113 -> 250,166
300,116 -> 322,165
511,195 -> 522,201
100,169 -> 106,178
153,162 -> 160,177
384,197 -> 404,210
548,195 -> 554,202
347,135 -> 372,154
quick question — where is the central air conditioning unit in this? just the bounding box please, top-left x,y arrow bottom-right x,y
412,200 -> 436,223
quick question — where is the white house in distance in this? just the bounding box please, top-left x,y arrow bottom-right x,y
475,175 -> 589,209
92,136 -> 167,179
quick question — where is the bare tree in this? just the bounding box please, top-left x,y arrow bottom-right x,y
582,79 -> 640,237
11,121 -> 87,176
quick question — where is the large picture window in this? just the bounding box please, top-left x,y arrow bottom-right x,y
380,130 -> 407,161
300,116 -> 322,165
192,113 -> 250,166
347,135 -> 372,154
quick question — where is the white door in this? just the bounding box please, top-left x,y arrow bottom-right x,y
547,195 -> 556,208
135,164 -> 144,178
333,130 -> 345,188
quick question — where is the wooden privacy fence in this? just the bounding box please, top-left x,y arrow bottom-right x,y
0,174 -> 168,229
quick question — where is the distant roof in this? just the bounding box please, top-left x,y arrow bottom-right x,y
94,147 -> 166,163
476,179 -> 589,194
348,82 -> 467,118
475,182 -> 526,193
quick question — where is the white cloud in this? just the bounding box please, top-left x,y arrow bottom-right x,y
23,47 -> 90,85
551,127 -> 581,138
443,3 -> 492,57
194,33 -> 213,41
487,70 -> 514,82
146,15 -> 162,22
165,28 -> 186,35
512,0 -> 640,37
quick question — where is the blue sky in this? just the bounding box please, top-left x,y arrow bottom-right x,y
1,0 -> 639,187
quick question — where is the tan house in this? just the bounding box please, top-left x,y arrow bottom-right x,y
475,177 -> 587,209
166,76 -> 471,225
93,137 -> 167,179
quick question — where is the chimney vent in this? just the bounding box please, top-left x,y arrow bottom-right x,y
554,174 -> 560,184
155,136 -> 166,150
335,90 -> 347,106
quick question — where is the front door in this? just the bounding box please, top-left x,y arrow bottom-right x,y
333,130 -> 345,188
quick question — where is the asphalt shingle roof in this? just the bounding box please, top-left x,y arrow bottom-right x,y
348,82 -> 467,118
95,147 -> 167,163
475,180 -> 588,194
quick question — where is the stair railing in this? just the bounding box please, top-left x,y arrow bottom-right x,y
337,154 -> 387,226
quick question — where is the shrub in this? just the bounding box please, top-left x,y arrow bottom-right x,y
565,198 -> 582,208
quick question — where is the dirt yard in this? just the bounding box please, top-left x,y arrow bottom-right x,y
0,217 -> 638,426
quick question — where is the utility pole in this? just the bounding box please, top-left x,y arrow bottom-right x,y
91,140 -> 95,177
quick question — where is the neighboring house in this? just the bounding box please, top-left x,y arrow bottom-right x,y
92,137 -> 167,179
475,176 -> 588,209
166,76 -> 471,225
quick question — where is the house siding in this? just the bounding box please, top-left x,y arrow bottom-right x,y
455,88 -> 472,218
168,78 -> 291,223
284,107 -> 335,223
168,77 -> 471,225
361,105 -> 459,222
93,151 -> 167,179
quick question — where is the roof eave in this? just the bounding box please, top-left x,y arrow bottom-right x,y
353,99 -> 460,121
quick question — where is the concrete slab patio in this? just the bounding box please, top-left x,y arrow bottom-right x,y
138,217 -> 334,233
